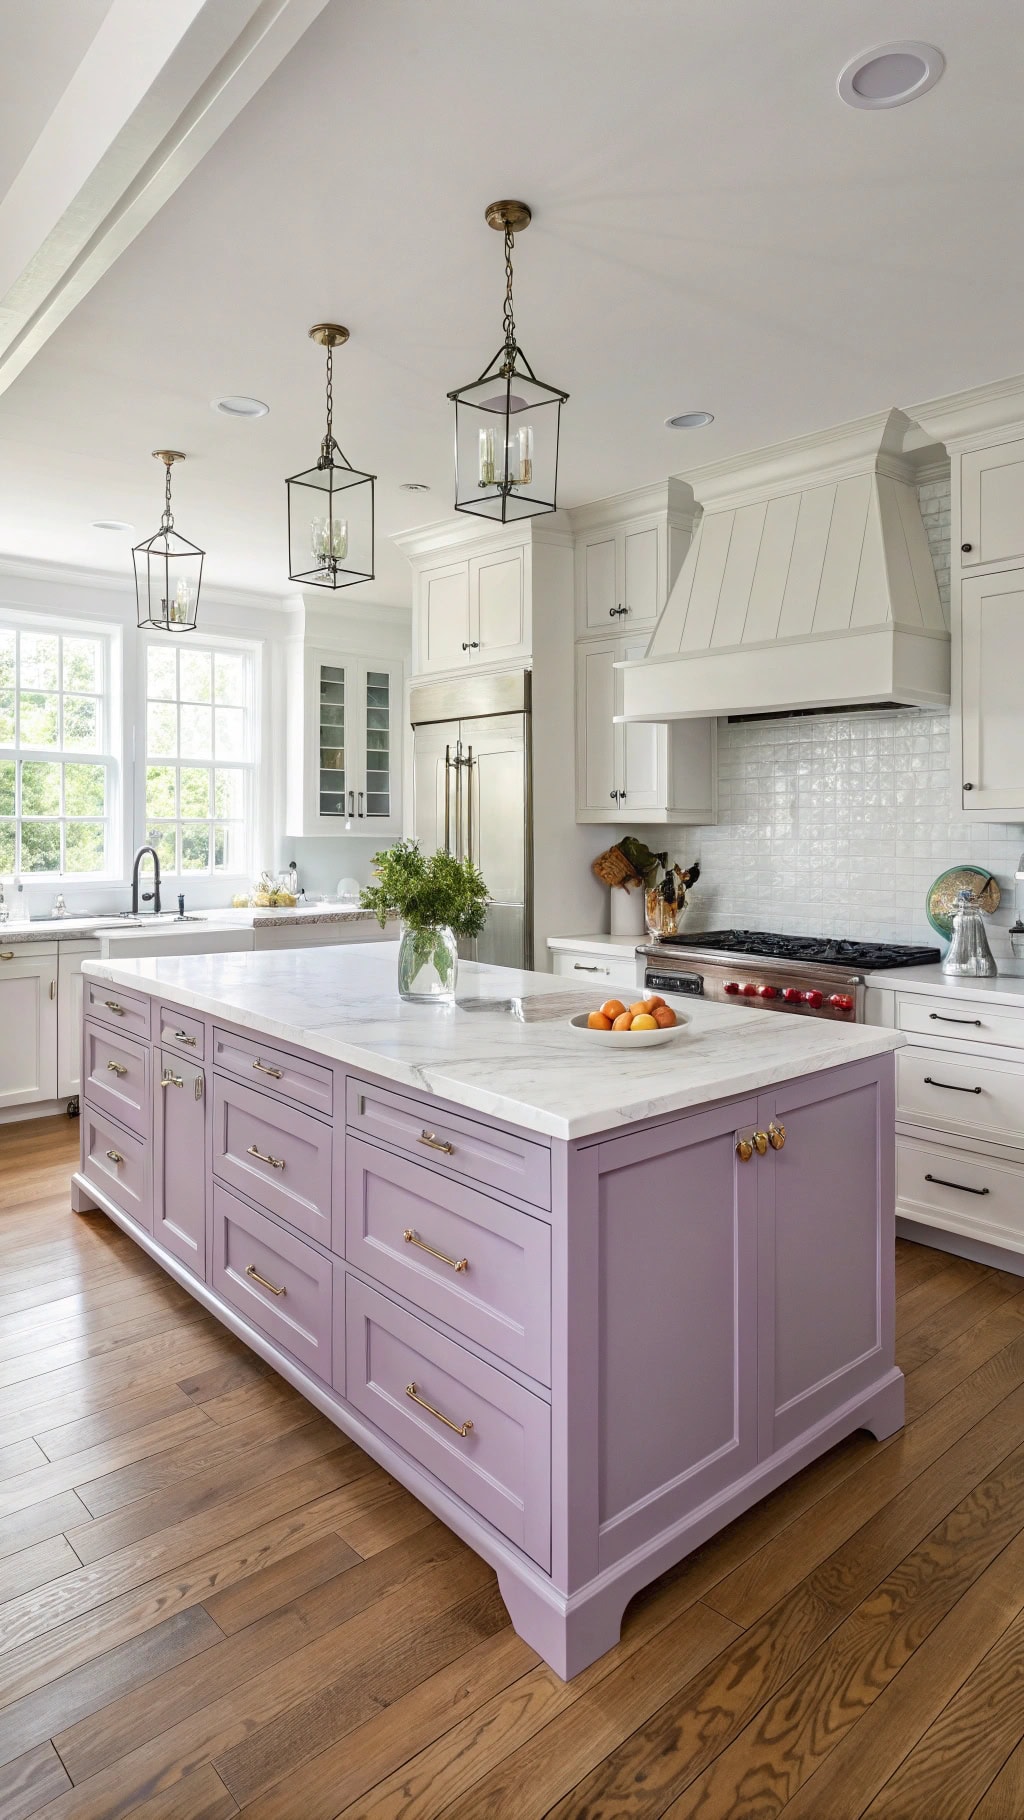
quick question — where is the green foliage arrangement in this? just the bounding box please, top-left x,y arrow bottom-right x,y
361,839 -> 489,938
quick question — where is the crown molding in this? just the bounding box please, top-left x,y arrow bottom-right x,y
0,549 -> 296,614
566,476 -> 696,533
908,373 -> 1024,451
392,509 -> 572,565
669,408 -> 922,511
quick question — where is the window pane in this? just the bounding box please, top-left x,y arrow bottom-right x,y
64,763 -> 105,817
19,693 -> 58,746
180,703 -> 212,760
179,649 -> 212,704
22,820 -> 61,871
213,823 -> 245,870
180,767 -> 210,816
0,822 -> 13,871
64,822 -> 105,873
0,691 -> 12,744
22,760 -> 61,816
147,700 -> 177,757
147,646 -> 176,701
146,766 -> 177,818
62,638 -> 99,694
63,696 -> 99,750
214,706 -> 244,760
0,632 -> 14,688
146,824 -> 177,871
214,768 -> 244,818
214,653 -> 246,706
0,761 -> 12,815
180,823 -> 210,871
20,634 -> 58,691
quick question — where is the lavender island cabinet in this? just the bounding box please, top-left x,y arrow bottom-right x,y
71,944 -> 905,1678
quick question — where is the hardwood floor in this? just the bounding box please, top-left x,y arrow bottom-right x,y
4,1118 -> 1024,1817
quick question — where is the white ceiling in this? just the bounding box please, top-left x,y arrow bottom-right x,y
1,0 -> 1023,605
0,0 -> 111,200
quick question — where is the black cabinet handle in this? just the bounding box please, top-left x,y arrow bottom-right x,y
928,1012 -> 982,1027
963,782 -> 974,792
925,1173 -> 990,1197
923,1076 -> 982,1095
961,542 -> 973,553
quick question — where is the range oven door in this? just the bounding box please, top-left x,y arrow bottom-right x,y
645,967 -> 705,998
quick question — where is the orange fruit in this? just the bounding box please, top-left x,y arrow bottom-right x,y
612,1011 -> 634,1031
629,1000 -> 652,1016
601,999 -> 626,1019
630,1013 -> 658,1031
653,1005 -> 677,1028
647,994 -> 666,1009
587,1011 -> 612,1030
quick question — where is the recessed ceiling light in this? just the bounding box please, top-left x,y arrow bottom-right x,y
399,481 -> 431,492
666,411 -> 714,429
211,395 -> 269,418
837,42 -> 944,110
91,519 -> 134,532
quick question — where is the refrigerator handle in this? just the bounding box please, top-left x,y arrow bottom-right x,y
443,744 -> 451,853
454,739 -> 464,860
466,746 -> 474,865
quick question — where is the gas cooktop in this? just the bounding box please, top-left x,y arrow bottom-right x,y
649,929 -> 941,970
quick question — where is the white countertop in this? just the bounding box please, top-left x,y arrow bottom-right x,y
211,905 -> 381,928
82,944 -> 903,1141
546,934 -> 643,958
0,904 -> 382,943
870,962 -> 1024,1010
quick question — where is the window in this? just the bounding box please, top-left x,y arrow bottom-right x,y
143,641 -> 256,876
0,625 -> 116,876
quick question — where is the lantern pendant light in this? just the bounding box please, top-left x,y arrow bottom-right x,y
133,451 -> 204,633
448,200 -> 569,524
286,324 -> 375,588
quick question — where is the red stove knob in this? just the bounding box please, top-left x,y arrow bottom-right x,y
741,982 -> 759,996
782,987 -> 803,1002
802,989 -> 824,1009
723,981 -> 741,995
829,993 -> 855,1012
758,984 -> 779,999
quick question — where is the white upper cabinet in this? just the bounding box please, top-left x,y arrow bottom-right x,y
286,645 -> 404,838
959,570 -> 1024,812
575,635 -> 716,825
415,545 -> 528,675
421,563 -> 471,671
960,438 -> 1024,568
576,520 -> 664,635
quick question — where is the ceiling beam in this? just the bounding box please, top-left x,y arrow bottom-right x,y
0,0 -> 330,398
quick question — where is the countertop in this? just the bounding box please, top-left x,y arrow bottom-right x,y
0,904 -> 382,943
211,905 -> 381,928
869,962 -> 1024,1010
547,933 -> 643,958
82,944 -> 904,1141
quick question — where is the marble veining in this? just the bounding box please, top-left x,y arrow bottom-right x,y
82,944 -> 903,1139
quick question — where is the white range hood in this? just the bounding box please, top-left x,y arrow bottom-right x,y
619,409 -> 949,723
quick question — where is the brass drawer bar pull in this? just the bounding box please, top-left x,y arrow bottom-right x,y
405,1382 -> 473,1437
247,1143 -> 285,1169
245,1263 -> 286,1295
419,1129 -> 455,1155
105,1149 -> 124,1165
161,1071 -> 185,1089
0,951 -> 13,961
106,1060 -> 128,1077
252,1058 -> 283,1079
403,1228 -> 469,1272
923,1076 -> 983,1095
172,1030 -> 197,1047
768,1121 -> 786,1150
928,1012 -> 982,1027
104,1000 -> 125,1015
925,1172 -> 990,1197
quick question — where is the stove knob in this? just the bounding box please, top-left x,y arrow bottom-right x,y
829,993 -> 855,1012
757,984 -> 779,999
802,989 -> 824,1009
723,981 -> 741,995
782,987 -> 803,1003
741,982 -> 759,996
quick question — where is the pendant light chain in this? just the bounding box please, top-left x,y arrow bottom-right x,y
160,459 -> 174,532
321,341 -> 335,467
501,223 -> 517,373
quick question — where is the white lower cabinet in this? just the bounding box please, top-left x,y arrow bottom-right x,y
0,943 -> 58,1108
550,944 -> 640,993
575,636 -> 716,824
57,941 -> 99,1099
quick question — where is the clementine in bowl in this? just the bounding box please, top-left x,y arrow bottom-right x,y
630,1013 -> 658,1031
612,1011 -> 634,1031
587,1010 -> 612,1030
601,999 -> 626,1020
653,1005 -> 677,1028
647,994 -> 666,1009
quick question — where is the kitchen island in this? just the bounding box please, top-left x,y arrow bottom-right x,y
72,944 -> 905,1677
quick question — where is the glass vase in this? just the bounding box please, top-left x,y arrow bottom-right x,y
397,923 -> 459,1004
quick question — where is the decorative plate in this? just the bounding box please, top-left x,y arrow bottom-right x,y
568,1011 -> 690,1047
926,866 -> 1001,938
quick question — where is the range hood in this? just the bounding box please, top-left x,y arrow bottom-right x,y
619,409 -> 949,723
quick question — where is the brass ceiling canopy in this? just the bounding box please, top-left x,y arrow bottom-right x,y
308,323 -> 350,348
485,200 -> 532,234
152,449 -> 186,465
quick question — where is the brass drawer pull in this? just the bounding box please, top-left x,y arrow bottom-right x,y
161,1070 -> 185,1089
253,1058 -> 283,1079
923,1076 -> 982,1095
768,1121 -> 786,1150
172,1030 -> 197,1047
245,1263 -> 286,1295
925,1173 -> 990,1197
106,1060 -> 128,1077
105,1148 -> 124,1165
104,1000 -> 125,1015
403,1228 -> 468,1272
247,1143 -> 285,1169
419,1129 -> 455,1155
0,951 -> 13,961
405,1382 -> 473,1437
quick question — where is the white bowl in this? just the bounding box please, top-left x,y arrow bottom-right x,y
568,1010 -> 689,1047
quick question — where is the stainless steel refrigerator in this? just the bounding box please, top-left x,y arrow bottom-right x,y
410,671 -> 532,969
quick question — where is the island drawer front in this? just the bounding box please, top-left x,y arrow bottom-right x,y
82,1024 -> 150,1138
897,1046 -> 1024,1148
84,979 -> 151,1042
159,1006 -> 205,1059
82,1106 -> 150,1231
896,994 -> 1024,1053
897,1135 -> 1024,1251
213,1027 -> 333,1116
211,1183 -> 332,1378
346,1079 -> 551,1211
345,1276 -> 551,1569
344,1139 -> 551,1383
212,1076 -> 332,1246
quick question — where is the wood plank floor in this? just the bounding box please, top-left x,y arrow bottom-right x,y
4,1119 -> 1024,1818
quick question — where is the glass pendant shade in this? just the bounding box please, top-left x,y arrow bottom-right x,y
133,452 -> 203,633
287,324 -> 375,589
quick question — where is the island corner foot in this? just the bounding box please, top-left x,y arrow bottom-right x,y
857,1366 -> 906,1442
70,1172 -> 100,1215
496,1566 -> 632,1683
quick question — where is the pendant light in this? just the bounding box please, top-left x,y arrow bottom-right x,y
133,451 -> 204,633
448,201 -> 568,524
286,324 -> 375,588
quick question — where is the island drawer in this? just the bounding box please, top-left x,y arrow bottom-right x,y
344,1138 -> 551,1382
82,1023 -> 150,1138
84,979 -> 151,1042
213,1027 -> 333,1117
211,1183 -> 332,1379
82,1105 -> 150,1232
159,1006 -> 205,1059
346,1079 -> 551,1211
212,1076 -> 332,1246
896,994 -> 1024,1053
897,1135 -> 1024,1252
345,1276 -> 551,1569
897,1046 -> 1024,1149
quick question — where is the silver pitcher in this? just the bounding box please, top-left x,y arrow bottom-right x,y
943,888 -> 997,977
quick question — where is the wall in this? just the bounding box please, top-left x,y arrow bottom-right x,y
685,475 -> 1024,960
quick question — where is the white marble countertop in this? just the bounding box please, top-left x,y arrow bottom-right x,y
546,933 -> 644,958
82,944 -> 904,1140
0,915 -> 224,944
870,962 -> 1024,1010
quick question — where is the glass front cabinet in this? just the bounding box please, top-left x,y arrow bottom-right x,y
286,647 -> 404,837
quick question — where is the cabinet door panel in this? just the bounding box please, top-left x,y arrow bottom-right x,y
961,438 -> 1024,567
960,571 -> 1024,811
582,534 -> 619,630
154,1052 -> 206,1276
422,564 -> 471,672
619,637 -> 664,810
313,656 -> 348,823
0,949 -> 57,1106
575,641 -> 620,816
361,663 -> 397,825
58,947 -> 95,1099
471,550 -> 526,659
623,524 -> 660,625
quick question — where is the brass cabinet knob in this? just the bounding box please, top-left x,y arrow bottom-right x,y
736,1136 -> 754,1162
753,1130 -> 769,1156
768,1121 -> 786,1150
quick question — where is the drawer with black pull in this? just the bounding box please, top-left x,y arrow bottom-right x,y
897,1045 -> 1024,1150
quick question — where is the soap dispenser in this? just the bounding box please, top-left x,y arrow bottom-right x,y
943,888 -> 997,977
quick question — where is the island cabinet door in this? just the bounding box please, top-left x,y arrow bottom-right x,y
153,1052 -> 207,1278
756,1059 -> 894,1457
592,1099 -> 760,1571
